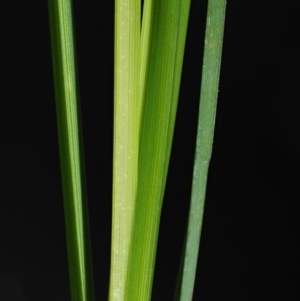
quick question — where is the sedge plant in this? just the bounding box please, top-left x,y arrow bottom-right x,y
48,0 -> 226,300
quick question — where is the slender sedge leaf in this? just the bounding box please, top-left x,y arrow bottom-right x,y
175,1 -> 227,300
109,0 -> 140,300
139,0 -> 154,124
48,1 -> 94,301
125,0 -> 191,300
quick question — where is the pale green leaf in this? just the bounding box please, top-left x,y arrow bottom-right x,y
175,1 -> 227,300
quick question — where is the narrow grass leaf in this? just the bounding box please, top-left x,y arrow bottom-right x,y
125,0 -> 191,300
175,1 -> 227,300
109,1 -> 140,300
48,1 -> 94,301
139,0 -> 154,122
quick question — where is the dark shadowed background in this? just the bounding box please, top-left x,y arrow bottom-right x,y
1,1 -> 299,300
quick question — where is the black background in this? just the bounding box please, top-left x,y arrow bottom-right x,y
1,0 -> 299,300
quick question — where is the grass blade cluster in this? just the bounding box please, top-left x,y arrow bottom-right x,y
176,1 -> 227,300
109,1 -> 140,300
48,1 -> 94,301
48,0 -> 226,299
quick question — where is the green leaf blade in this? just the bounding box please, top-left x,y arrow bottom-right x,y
125,0 -> 191,300
176,1 -> 227,300
109,0 -> 140,300
48,1 -> 94,301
